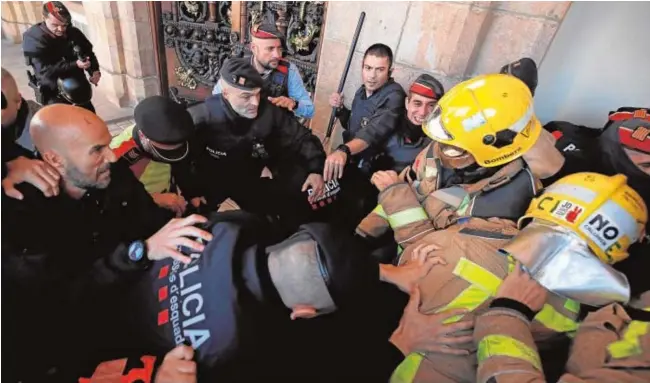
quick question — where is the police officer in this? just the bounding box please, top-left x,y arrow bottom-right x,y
22,1 -> 99,112
111,96 -> 199,217
1,67 -> 61,200
212,23 -> 315,119
188,57 -> 327,234
374,74 -> 444,174
544,107 -> 650,297
325,43 -> 406,181
1,104 -> 212,382
110,210 -> 452,381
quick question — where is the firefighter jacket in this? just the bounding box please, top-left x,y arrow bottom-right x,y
474,292 -> 650,383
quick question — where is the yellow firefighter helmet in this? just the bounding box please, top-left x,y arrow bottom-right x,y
520,172 -> 648,264
422,74 -> 542,168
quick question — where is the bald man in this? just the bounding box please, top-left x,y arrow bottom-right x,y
1,67 -> 60,199
1,104 -> 212,382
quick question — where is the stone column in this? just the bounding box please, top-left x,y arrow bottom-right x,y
82,1 -> 160,108
1,1 -> 42,43
311,1 -> 571,149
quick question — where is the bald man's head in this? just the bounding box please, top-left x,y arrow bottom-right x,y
2,67 -> 23,128
31,104 -> 116,192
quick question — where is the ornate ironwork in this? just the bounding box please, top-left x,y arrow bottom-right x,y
161,1 -> 324,99
245,1 -> 325,93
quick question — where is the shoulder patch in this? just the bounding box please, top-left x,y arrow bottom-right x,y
276,60 -> 289,75
113,138 -> 141,163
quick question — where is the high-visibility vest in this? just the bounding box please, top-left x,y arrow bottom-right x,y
110,125 -> 172,195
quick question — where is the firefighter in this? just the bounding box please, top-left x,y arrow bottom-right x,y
473,173 -> 648,383
357,73 -> 564,251
545,108 -> 650,296
212,23 -> 314,119
372,74 -> 444,174
111,96 -> 198,217
348,74 -> 572,382
22,1 -> 99,112
187,57 -> 327,235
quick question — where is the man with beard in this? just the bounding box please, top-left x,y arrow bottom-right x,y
111,96 -> 199,217
1,67 -> 61,199
22,1 -> 99,112
187,57 -> 327,235
1,104 -> 212,382
544,107 -> 650,297
373,74 -> 444,174
212,23 -> 314,119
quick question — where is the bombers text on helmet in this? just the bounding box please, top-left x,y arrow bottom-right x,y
423,74 -> 542,168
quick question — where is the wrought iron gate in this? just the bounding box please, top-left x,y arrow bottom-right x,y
153,1 -> 326,106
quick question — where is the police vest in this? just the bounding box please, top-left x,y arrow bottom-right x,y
345,80 -> 405,142
110,125 -> 172,194
261,59 -> 290,98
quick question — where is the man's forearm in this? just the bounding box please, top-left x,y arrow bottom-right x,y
345,138 -> 369,156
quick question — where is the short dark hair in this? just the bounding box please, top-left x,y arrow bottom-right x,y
363,43 -> 393,68
42,2 -> 71,24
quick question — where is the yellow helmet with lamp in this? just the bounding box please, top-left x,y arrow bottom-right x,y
422,74 -> 542,168
520,172 -> 647,264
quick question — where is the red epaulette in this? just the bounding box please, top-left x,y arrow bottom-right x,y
276,59 -> 289,75
113,138 -> 138,159
609,109 -> 650,123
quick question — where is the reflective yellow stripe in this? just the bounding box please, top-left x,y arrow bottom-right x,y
453,257 -> 502,293
477,334 -> 542,371
373,204 -> 387,219
436,257 -> 501,323
388,207 -> 428,228
607,321 -> 650,359
437,256 -> 578,334
390,353 -> 424,383
535,304 -> 579,334
564,299 -> 580,314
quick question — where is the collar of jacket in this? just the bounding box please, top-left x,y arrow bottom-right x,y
359,78 -> 396,100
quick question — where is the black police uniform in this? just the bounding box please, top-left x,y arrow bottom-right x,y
187,58 -> 326,234
113,96 -> 201,204
108,211 -> 402,382
1,161 -> 173,382
1,98 -> 40,177
337,78 -> 406,173
544,107 -> 650,297
22,22 -> 98,112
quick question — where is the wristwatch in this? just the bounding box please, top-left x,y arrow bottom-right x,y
128,240 -> 148,263
336,144 -> 352,160
291,97 -> 299,111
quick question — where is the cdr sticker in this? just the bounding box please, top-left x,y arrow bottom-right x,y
580,211 -> 622,250
551,200 -> 584,224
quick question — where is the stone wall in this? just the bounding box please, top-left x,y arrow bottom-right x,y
82,1 -> 160,107
1,1 -> 41,43
312,1 -> 571,146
